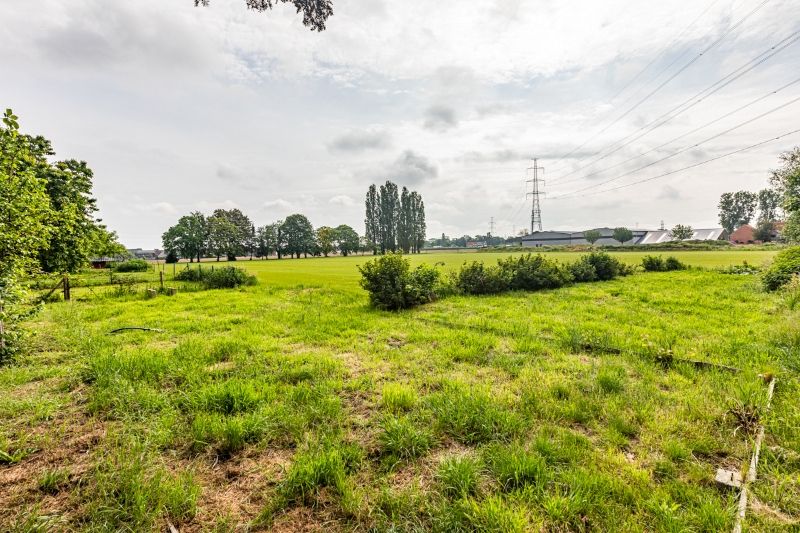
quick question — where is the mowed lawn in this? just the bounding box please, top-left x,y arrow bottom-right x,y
2,250 -> 799,531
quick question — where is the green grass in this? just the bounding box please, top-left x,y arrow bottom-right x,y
2,250 -> 798,531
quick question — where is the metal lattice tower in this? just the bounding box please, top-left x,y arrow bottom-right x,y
526,158 -> 545,233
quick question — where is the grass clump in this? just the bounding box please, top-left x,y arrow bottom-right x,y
358,253 -> 441,310
381,383 -> 417,413
437,455 -> 483,498
37,468 -> 69,494
762,246 -> 800,290
483,443 -> 547,491
113,259 -> 150,272
277,442 -> 362,506
428,385 -> 522,444
378,415 -> 433,462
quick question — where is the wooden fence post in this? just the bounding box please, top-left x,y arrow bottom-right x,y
63,275 -> 71,301
160,271 -> 164,291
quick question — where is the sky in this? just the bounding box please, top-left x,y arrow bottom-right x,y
2,0 -> 799,247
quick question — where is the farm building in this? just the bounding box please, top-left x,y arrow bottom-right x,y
89,256 -> 121,269
127,248 -> 166,260
730,224 -> 756,244
521,227 -> 727,247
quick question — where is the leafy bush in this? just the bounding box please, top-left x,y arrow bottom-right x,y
175,267 -> 204,282
114,259 -> 150,272
584,252 -> 630,280
641,255 -> 665,272
452,261 -> 508,295
569,256 -> 598,282
174,266 -> 256,289
642,255 -> 686,272
202,267 -> 257,289
358,254 -> 441,310
664,256 -> 685,271
497,254 -> 572,291
763,246 -> 800,291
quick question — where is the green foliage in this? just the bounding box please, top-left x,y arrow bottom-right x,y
583,229 -> 601,245
278,443 -> 361,505
783,274 -> 800,310
569,255 -> 598,282
642,255 -> 686,272
483,443 -> 547,491
316,226 -> 337,257
497,254 -> 573,291
437,456 -> 482,498
762,246 -> 800,290
378,415 -> 433,461
113,259 -> 150,273
719,191 -> 758,233
201,267 -> 257,289
452,261 -> 508,295
358,253 -> 441,310
280,213 -> 315,258
612,227 -> 634,245
669,224 -> 694,241
364,181 -> 425,254
583,251 -> 630,280
162,212 -> 207,263
334,224 -> 360,257
207,208 -> 253,261
37,468 -> 69,494
428,385 -> 522,444
174,266 -> 256,289
381,383 -> 417,413
1,109 -> 52,363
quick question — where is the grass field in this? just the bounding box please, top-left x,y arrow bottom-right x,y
2,250 -> 799,531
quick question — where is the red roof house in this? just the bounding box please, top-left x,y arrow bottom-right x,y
730,224 -> 755,244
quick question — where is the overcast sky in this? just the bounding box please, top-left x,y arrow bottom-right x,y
2,0 -> 799,247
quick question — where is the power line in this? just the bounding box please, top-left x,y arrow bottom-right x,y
553,75 -> 800,188
550,127 -> 800,200
553,29 -> 800,181
548,0 -> 773,171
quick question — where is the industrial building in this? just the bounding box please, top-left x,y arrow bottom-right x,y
520,227 -> 727,247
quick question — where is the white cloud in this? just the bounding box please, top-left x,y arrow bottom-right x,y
329,195 -> 357,206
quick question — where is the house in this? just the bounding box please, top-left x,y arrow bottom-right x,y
730,224 -> 755,244
520,227 -> 727,247
466,241 -> 487,248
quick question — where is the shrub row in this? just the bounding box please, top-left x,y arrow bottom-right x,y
113,259 -> 150,272
641,255 -> 686,272
174,266 -> 257,289
452,252 -> 631,296
360,252 -> 632,310
762,246 -> 800,291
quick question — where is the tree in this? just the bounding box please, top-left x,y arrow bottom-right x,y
397,187 -> 413,253
206,209 -> 252,260
411,191 -> 426,253
669,224 -> 694,241
255,223 -> 279,259
757,188 -> 782,223
195,0 -> 333,32
316,226 -> 337,257
378,181 -> 399,253
753,220 -> 776,242
335,225 -> 360,256
90,225 -> 127,258
281,214 -> 314,258
769,147 -> 800,242
364,184 -> 380,255
718,191 -> 757,233
612,227 -> 633,246
162,212 -> 207,262
583,230 -> 601,246
1,109 -> 52,361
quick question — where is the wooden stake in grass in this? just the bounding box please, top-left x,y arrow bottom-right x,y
732,376 -> 776,533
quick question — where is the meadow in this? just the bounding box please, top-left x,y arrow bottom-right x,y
2,249 -> 799,532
